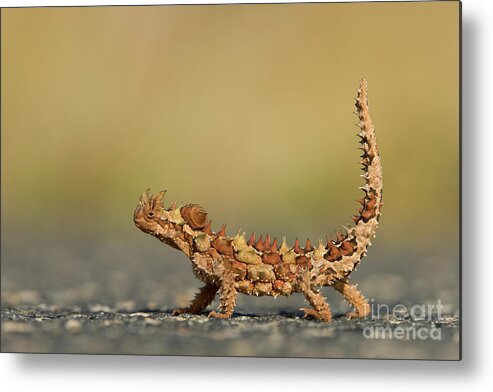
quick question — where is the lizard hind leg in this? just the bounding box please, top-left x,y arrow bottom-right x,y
299,274 -> 332,322
333,279 -> 370,319
172,282 -> 219,316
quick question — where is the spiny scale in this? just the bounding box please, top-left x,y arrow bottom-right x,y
204,221 -> 212,235
304,238 -> 313,252
254,236 -> 264,251
217,224 -> 226,237
294,239 -> 302,253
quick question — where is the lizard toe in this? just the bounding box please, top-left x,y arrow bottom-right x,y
208,310 -> 231,319
172,308 -> 188,316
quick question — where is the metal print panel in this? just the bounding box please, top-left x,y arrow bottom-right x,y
1,1 -> 461,359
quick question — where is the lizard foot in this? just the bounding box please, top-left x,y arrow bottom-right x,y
300,307 -> 331,322
345,311 -> 369,319
208,310 -> 231,319
172,308 -> 189,316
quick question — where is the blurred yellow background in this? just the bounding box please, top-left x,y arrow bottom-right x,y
1,2 -> 459,292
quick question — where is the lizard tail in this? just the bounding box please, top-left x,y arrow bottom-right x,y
351,78 -> 383,227
322,79 -> 383,283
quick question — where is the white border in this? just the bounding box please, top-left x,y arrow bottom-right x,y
2,0 -> 492,390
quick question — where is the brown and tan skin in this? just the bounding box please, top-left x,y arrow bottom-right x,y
134,79 -> 382,322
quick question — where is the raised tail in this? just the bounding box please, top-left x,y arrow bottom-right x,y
321,78 -> 383,284
352,78 -> 383,226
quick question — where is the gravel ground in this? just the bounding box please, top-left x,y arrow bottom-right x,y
1,306 -> 459,359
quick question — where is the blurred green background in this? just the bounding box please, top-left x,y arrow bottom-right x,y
1,2 -> 459,357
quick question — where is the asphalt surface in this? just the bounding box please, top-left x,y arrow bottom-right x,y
1,236 -> 460,359
1,306 -> 459,359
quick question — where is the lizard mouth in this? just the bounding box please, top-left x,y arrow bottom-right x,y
133,207 -> 153,233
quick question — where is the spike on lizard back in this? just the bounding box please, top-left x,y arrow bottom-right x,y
134,79 -> 383,322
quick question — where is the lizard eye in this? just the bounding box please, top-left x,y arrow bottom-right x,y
147,211 -> 155,218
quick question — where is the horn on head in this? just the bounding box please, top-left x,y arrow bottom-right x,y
139,188 -> 151,206
151,190 -> 167,207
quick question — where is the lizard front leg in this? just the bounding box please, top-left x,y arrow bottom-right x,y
299,273 -> 332,322
208,261 -> 237,319
172,282 -> 219,316
333,279 -> 370,319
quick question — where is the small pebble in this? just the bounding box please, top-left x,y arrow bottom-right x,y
130,312 -> 150,317
144,319 -> 161,326
89,304 -> 112,312
2,321 -> 33,334
65,319 -> 82,333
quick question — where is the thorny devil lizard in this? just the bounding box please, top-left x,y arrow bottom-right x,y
134,79 -> 382,322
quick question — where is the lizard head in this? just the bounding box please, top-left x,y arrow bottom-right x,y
133,189 -> 169,238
